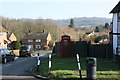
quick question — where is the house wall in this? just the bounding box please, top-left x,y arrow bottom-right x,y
46,33 -> 52,45
9,33 -> 17,41
0,32 -> 7,49
113,13 -> 120,56
22,39 -> 47,49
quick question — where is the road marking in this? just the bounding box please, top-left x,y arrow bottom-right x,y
0,76 -> 36,79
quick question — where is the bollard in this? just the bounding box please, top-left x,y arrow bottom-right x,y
86,57 -> 97,80
48,54 -> 52,74
76,54 -> 82,80
37,53 -> 40,72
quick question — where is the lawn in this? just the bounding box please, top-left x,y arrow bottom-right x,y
32,55 -> 120,80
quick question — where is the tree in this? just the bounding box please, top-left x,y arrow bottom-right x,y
94,26 -> 100,32
11,41 -> 21,50
69,19 -> 74,28
104,23 -> 109,29
94,36 -> 103,43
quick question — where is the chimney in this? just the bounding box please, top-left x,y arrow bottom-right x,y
43,30 -> 45,33
28,30 -> 31,35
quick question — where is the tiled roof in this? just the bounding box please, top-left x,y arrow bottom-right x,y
110,1 -> 120,13
23,32 -> 49,40
0,26 -> 7,32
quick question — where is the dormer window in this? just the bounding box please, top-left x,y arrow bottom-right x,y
118,12 -> 120,22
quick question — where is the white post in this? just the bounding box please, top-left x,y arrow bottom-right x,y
37,53 -> 40,72
76,54 -> 82,79
48,54 -> 52,73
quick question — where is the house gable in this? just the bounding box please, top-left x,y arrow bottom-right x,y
110,1 -> 120,13
8,33 -> 17,42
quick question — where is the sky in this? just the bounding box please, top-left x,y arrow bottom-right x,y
0,0 -> 120,20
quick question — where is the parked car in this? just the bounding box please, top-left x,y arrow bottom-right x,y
19,46 -> 32,57
0,49 -> 15,63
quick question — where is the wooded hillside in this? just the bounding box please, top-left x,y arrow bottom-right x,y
1,16 -> 111,42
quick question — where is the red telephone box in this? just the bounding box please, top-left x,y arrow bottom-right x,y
61,35 -> 71,58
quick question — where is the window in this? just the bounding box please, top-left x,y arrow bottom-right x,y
36,45 -> 41,49
0,31 -> 3,36
36,39 -> 41,42
28,45 -> 33,49
118,13 -> 120,22
28,40 -> 33,42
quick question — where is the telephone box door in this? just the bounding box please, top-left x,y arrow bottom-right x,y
61,35 -> 71,58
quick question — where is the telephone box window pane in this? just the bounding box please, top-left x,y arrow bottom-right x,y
63,40 -> 68,56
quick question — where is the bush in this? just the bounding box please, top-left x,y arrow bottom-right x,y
43,45 -> 50,50
48,41 -> 55,48
11,41 -> 21,50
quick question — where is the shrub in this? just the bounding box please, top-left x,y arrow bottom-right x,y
43,45 -> 50,50
11,41 -> 21,50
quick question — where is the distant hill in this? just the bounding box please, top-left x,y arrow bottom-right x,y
20,17 -> 111,27
55,17 -> 112,27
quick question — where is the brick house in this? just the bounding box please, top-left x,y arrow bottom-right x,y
0,26 -> 8,49
0,26 -> 17,49
7,32 -> 17,42
21,31 -> 52,50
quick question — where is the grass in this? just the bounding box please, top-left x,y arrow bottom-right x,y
32,55 -> 120,80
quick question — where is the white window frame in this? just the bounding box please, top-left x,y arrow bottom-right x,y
36,45 -> 41,49
28,39 -> 33,42
36,39 -> 41,42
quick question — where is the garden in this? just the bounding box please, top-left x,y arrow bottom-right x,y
32,55 -> 120,80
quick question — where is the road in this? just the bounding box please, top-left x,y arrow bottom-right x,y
0,51 -> 51,80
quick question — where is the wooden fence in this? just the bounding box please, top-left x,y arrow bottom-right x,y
54,41 -> 113,59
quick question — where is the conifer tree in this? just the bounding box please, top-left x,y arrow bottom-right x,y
69,19 -> 74,28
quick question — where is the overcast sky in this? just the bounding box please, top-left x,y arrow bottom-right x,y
0,0 -> 120,20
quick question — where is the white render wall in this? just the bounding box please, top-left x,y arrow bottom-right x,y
113,13 -> 118,55
113,35 -> 117,54
113,13 -> 118,33
112,13 -> 120,55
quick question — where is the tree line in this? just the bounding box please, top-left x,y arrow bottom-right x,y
1,17 -> 58,41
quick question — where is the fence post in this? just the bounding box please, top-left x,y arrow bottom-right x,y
76,53 -> 82,80
48,54 -> 52,74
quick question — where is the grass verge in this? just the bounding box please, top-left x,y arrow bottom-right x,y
32,55 -> 120,80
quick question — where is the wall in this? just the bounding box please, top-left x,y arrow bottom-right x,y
0,32 -> 7,49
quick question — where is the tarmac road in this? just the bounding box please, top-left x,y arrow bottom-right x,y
0,51 -> 51,80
